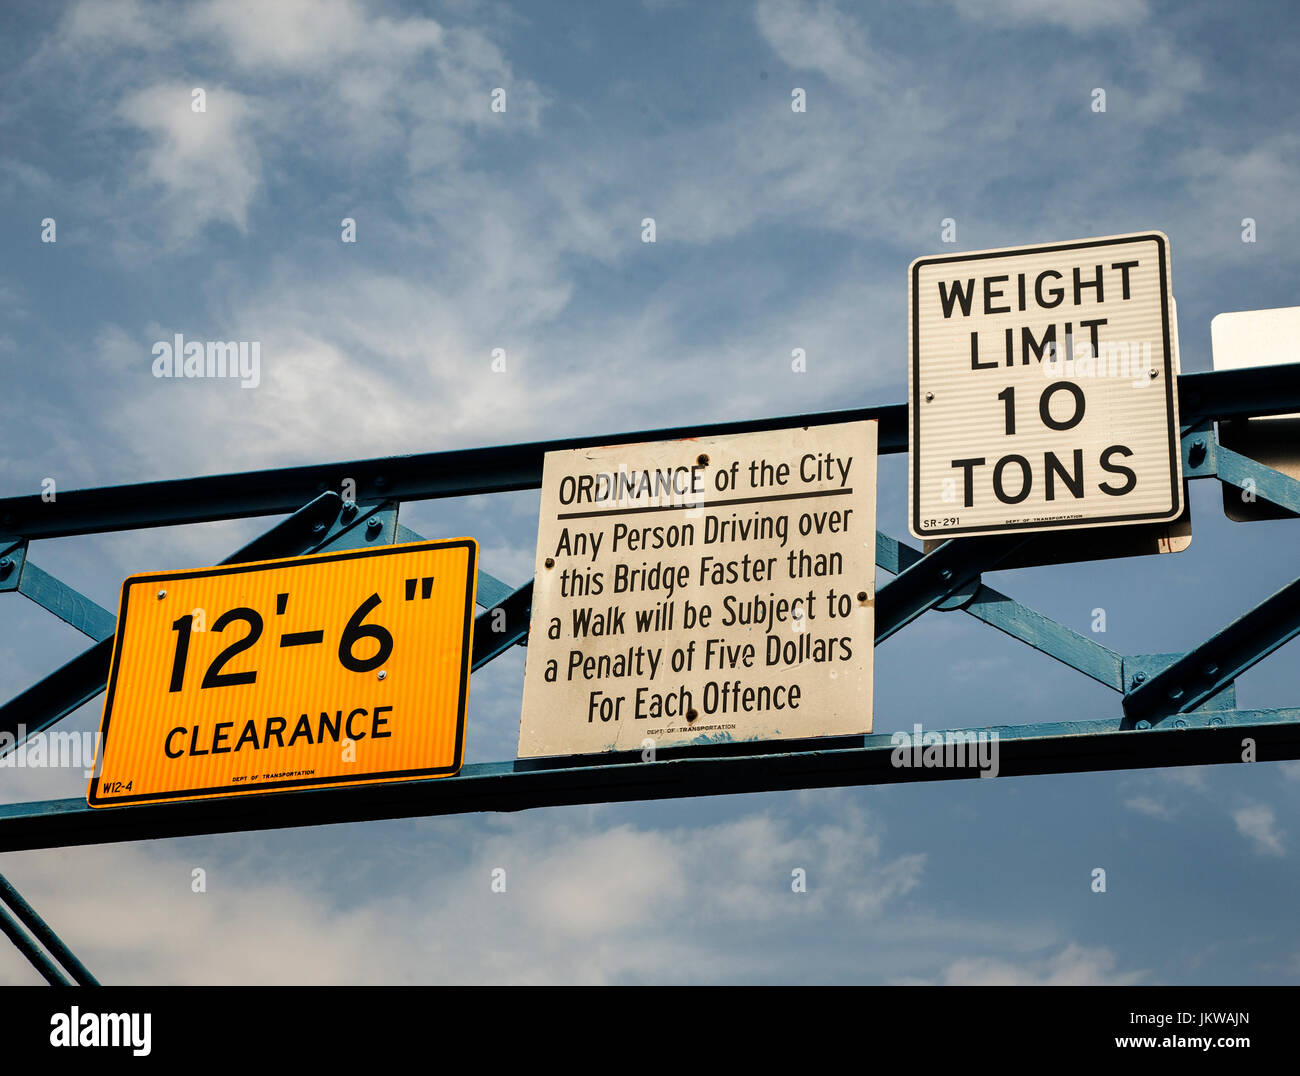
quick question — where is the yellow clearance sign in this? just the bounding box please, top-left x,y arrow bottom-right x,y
89,539 -> 477,807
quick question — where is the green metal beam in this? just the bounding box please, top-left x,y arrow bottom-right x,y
875,532 -> 1125,690
1215,445 -> 1300,515
1,366 -> 1296,541
15,562 -> 115,642
1,708 -> 1297,852
1124,576 -> 1300,724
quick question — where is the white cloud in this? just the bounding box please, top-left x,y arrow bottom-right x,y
60,0 -> 165,49
1172,134 -> 1300,259
88,266 -> 573,477
755,0 -> 889,94
45,0 -> 545,250
117,82 -> 261,241
187,0 -> 379,70
1125,795 -> 1176,820
940,942 -> 1145,985
1233,804 -> 1285,857
951,0 -> 1150,33
188,0 -> 545,132
1159,765 -> 1209,791
1127,40 -> 1208,123
1,797 -> 927,984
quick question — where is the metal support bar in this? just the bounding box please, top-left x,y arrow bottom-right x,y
0,873 -> 98,985
1123,576 -> 1300,724
875,532 -> 922,575
1180,420 -> 1218,478
472,582 -> 533,670
0,901 -> 70,985
876,532 -> 1125,689
15,562 -> 116,641
1178,365 -> 1300,424
310,500 -> 399,554
3,367 -> 1297,541
0,641 -> 113,758
1123,654 -> 1236,714
962,585 -> 1125,690
220,492 -> 345,565
1214,445 -> 1300,516
0,540 -> 28,589
0,406 -> 905,540
473,572 -> 517,611
395,523 -> 516,609
2,708 -> 1298,852
875,535 -> 1030,641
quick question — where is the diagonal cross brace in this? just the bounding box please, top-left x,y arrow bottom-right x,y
875,533 -> 1032,642
7,556 -> 116,642
1215,445 -> 1300,516
0,872 -> 98,985
393,523 -> 514,609
0,900 -> 69,985
875,532 -> 1125,690
1123,574 -> 1300,724
472,582 -> 532,670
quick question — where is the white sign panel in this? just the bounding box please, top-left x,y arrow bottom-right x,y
1212,305 -> 1300,522
518,421 -> 877,758
909,232 -> 1183,539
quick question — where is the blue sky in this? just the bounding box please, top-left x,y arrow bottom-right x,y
1,0 -> 1299,984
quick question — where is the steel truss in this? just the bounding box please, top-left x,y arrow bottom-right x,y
2,365 -> 1299,982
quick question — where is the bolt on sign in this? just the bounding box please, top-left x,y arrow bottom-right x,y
89,539 -> 477,807
1212,305 -> 1300,522
909,232 -> 1184,539
517,421 -> 877,758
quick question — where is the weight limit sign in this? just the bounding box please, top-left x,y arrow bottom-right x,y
909,232 -> 1183,539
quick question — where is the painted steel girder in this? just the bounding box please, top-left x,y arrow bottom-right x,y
2,709 -> 1298,852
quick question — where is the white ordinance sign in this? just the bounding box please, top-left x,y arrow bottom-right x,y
909,232 -> 1183,539
517,421 -> 877,758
